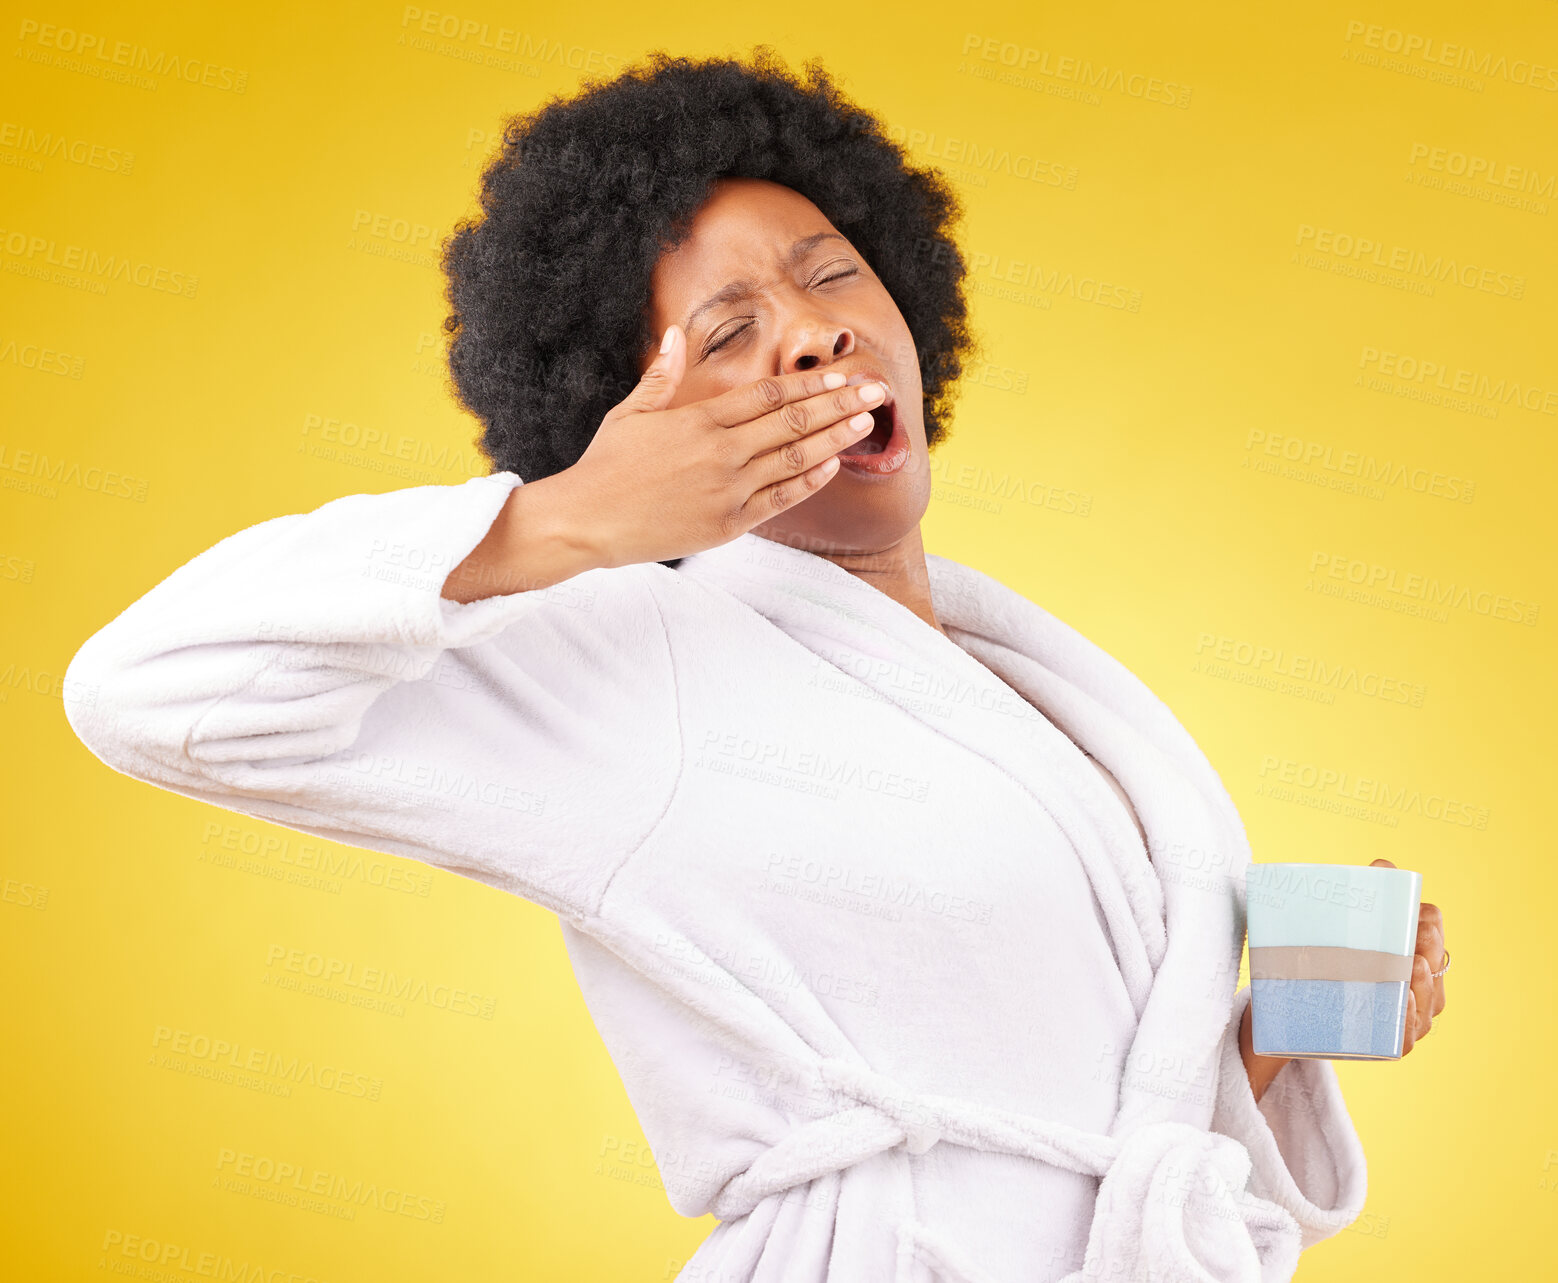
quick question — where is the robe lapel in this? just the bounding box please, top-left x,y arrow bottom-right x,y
677,532 -> 1250,1132
926,557 -> 1252,1134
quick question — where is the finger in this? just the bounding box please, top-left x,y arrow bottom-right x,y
740,452 -> 844,524
1373,857 -> 1430,1049
1410,950 -> 1434,1044
740,381 -> 890,466
743,380 -> 890,462
750,404 -> 879,486
615,324 -> 687,416
700,367 -> 856,432
1419,903 -> 1446,1017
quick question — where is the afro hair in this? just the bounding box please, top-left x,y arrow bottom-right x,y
439,45 -> 976,486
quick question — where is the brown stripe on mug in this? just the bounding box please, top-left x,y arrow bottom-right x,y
1248,945 -> 1414,983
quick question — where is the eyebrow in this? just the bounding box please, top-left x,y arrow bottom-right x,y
681,232 -> 851,336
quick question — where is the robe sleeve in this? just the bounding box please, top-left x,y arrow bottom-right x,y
61,472 -> 681,919
1210,985 -> 1369,1250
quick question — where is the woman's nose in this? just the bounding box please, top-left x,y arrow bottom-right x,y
782,321 -> 854,373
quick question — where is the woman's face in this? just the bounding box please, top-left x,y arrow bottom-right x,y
639,177 -> 930,557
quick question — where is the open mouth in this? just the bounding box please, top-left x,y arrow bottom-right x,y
834,369 -> 910,475
839,402 -> 896,456
835,366 -> 909,477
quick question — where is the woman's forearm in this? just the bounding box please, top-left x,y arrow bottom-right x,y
1238,1001 -> 1291,1103
442,472 -> 607,603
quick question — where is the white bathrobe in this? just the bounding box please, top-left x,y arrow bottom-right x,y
63,471 -> 1368,1282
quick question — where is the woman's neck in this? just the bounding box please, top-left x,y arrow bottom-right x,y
812,526 -> 946,637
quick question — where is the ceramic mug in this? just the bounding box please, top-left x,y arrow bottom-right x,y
1245,862 -> 1423,1060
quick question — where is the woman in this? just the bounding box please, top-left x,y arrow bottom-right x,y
64,49 -> 1447,1283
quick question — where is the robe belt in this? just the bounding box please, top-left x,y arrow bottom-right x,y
711,1055 -> 1303,1283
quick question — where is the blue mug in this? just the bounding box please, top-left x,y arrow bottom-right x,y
1245,862 -> 1423,1060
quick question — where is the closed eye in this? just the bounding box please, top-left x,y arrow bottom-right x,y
702,266 -> 862,356
705,323 -> 752,356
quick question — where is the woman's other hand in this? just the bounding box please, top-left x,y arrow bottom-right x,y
1370,858 -> 1447,1055
1240,856 -> 1449,1100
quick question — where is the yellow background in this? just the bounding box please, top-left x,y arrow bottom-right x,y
4,0 -> 1553,1278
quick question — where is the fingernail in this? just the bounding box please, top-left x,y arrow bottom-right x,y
858,382 -> 886,403
660,325 -> 675,355
823,371 -> 846,389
